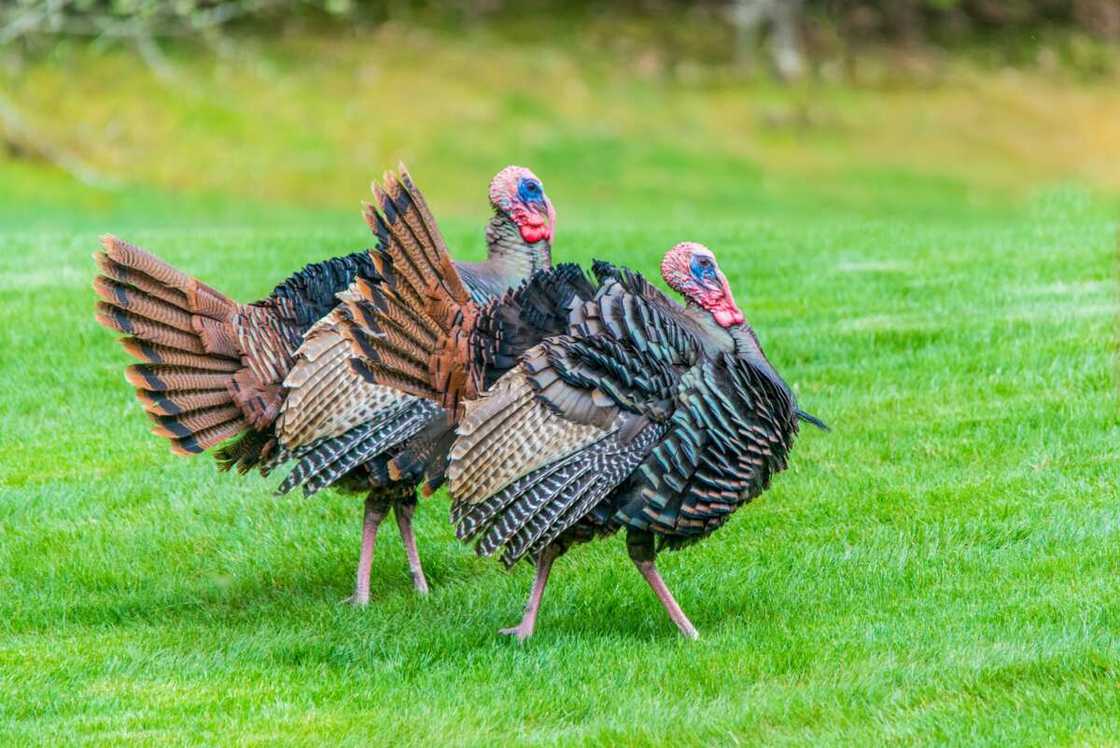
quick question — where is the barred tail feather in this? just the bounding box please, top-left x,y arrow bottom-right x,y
119,338 -> 241,372
216,430 -> 284,474
136,388 -> 231,416
93,235 -> 247,456
338,166 -> 480,414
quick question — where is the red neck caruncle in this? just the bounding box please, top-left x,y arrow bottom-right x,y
689,270 -> 744,327
508,200 -> 554,244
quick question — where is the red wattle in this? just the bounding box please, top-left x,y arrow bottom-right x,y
512,203 -> 551,244
705,273 -> 744,328
519,223 -> 551,244
712,306 -> 745,327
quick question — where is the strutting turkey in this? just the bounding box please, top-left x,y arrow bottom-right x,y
333,172 -> 597,591
339,241 -> 826,639
92,164 -> 557,604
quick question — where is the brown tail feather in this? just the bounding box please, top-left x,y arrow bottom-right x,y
136,388 -> 231,416
361,166 -> 469,309
119,338 -> 241,372
124,365 -> 233,392
340,278 -> 439,396
93,276 -> 196,332
167,418 -> 249,456
339,167 -> 482,416
93,234 -> 256,456
100,236 -> 235,317
95,303 -> 210,354
149,404 -> 244,437
94,253 -> 189,307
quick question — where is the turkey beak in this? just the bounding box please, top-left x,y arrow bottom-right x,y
534,197 -> 551,221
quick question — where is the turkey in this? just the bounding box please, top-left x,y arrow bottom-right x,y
93,164 -> 558,604
332,173 -> 597,592
340,241 -> 825,639
268,165 -> 561,602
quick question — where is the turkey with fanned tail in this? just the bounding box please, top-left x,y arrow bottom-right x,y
93,163 -> 561,604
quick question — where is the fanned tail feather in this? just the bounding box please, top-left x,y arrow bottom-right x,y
338,166 -> 480,414
93,235 -> 248,455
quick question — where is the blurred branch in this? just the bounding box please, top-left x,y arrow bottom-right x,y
729,0 -> 805,80
0,6 -> 47,45
0,92 -> 118,188
134,34 -> 176,81
0,0 -> 273,78
0,0 -> 277,42
1,0 -> 1116,83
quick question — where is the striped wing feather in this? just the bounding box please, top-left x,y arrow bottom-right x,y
276,307 -> 405,449
449,368 -> 608,510
449,276 -> 703,561
615,353 -> 798,545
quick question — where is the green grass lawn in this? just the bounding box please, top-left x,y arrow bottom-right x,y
1,44 -> 1119,741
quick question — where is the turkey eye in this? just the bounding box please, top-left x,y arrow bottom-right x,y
518,180 -> 543,204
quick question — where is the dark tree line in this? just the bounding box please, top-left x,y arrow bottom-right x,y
815,0 -> 1119,41
2,0 -> 1117,45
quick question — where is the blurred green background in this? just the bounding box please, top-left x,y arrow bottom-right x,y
1,2 -> 1118,745
3,0 -> 1120,219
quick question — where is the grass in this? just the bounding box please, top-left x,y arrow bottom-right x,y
1,32 -> 1119,746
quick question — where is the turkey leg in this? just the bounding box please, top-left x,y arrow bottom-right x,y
500,544 -> 562,642
349,494 -> 390,606
394,501 -> 430,595
627,530 -> 699,639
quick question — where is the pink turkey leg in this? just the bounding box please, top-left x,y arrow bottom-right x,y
394,502 -> 430,595
632,559 -> 700,640
500,545 -> 561,642
351,496 -> 389,606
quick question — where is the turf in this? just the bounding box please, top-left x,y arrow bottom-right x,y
1,39 -> 1119,746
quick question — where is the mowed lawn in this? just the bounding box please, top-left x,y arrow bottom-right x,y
0,168 -> 1117,745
